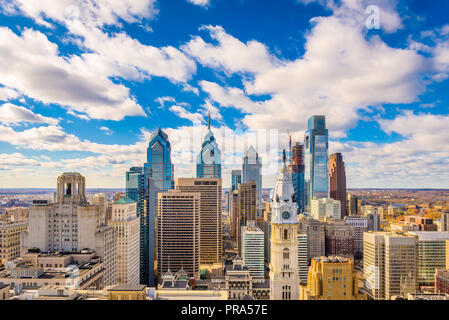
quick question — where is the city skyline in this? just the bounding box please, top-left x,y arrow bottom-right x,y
0,0 -> 449,189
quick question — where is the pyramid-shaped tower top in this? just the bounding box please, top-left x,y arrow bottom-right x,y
150,127 -> 169,143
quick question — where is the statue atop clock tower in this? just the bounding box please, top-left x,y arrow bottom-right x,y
269,149 -> 299,300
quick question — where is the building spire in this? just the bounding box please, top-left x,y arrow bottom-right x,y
282,149 -> 286,165
208,110 -> 211,130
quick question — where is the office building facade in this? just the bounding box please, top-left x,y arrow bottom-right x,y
304,115 -> 329,212
157,190 -> 200,279
329,153 -> 346,218
175,178 -> 222,264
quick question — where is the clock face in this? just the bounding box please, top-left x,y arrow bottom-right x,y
282,211 -> 290,220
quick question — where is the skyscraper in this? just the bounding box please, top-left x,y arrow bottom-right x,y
298,215 -> 325,262
237,181 -> 257,255
408,231 -> 449,286
297,233 -> 308,285
23,172 -> 117,286
329,153 -> 347,218
310,198 -> 341,221
324,218 -> 354,259
126,127 -> 173,286
289,142 -> 305,214
363,232 -> 418,300
269,150 -> 299,300
347,193 -> 360,216
157,190 -> 200,279
231,170 -> 242,192
304,115 -> 329,212
110,197 -> 140,285
175,178 -> 222,264
197,113 -> 222,178
126,167 -> 156,286
146,127 -> 174,192
241,221 -> 264,282
242,146 -> 262,217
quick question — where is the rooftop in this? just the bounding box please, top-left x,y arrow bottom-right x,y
113,197 -> 136,205
108,284 -> 146,291
408,231 -> 449,241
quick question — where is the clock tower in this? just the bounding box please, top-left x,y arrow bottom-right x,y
269,150 -> 299,300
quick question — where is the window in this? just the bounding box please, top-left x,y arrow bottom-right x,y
283,248 -> 289,259
283,229 -> 288,240
282,285 -> 291,300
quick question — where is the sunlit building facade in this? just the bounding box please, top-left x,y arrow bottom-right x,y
304,115 -> 329,212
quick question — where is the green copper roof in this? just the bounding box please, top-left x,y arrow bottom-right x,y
113,197 -> 136,204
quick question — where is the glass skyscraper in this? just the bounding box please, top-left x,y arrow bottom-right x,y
304,115 -> 329,213
289,142 -> 305,214
197,115 -> 222,178
126,127 -> 174,286
231,170 -> 242,192
146,127 -> 174,192
242,146 -> 262,217
126,166 -> 155,286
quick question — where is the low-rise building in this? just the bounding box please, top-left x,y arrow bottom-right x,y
300,256 -> 359,300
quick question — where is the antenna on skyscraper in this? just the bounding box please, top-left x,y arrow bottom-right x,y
208,110 -> 211,130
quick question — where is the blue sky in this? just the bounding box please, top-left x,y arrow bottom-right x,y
0,0 -> 448,189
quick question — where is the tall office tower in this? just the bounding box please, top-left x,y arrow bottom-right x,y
237,181 -> 257,255
367,212 -> 381,231
242,146 -> 262,218
288,142 -> 305,214
197,114 -> 222,178
300,256 -> 359,300
269,150 -> 299,300
310,198 -> 341,221
241,221 -> 264,282
442,212 -> 449,231
126,167 -> 156,286
304,115 -> 329,212
175,178 -> 222,264
264,206 -> 272,264
23,172 -> 117,286
157,190 -> 200,279
92,193 -> 107,223
329,153 -> 346,218
146,127 -> 174,192
109,197 -> 140,285
347,193 -> 360,216
0,221 -> 28,263
324,219 -> 354,259
231,190 -> 240,249
297,233 -> 308,285
344,216 -> 368,259
231,170 -> 242,192
298,215 -> 325,262
408,231 -> 449,286
363,232 -> 418,300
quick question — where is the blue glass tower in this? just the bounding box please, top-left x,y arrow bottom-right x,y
197,113 -> 222,178
231,170 -> 242,192
242,146 -> 262,217
304,115 -> 329,213
126,127 -> 173,286
146,127 -> 174,192
126,166 -> 155,286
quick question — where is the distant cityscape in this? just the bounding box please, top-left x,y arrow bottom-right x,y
0,114 -> 448,301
